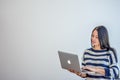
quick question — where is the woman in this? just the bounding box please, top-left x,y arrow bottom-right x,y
68,25 -> 119,80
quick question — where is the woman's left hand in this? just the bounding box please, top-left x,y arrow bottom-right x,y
67,69 -> 87,78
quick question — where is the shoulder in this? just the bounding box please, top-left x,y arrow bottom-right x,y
108,48 -> 117,57
108,48 -> 118,63
83,48 -> 94,55
84,48 -> 92,52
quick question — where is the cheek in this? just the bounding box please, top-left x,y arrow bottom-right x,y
96,39 -> 100,44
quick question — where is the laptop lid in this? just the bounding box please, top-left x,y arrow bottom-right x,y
58,50 -> 81,72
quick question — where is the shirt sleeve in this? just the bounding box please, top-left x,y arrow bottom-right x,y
104,51 -> 119,79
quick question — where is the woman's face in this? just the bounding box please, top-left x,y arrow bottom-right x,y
91,30 -> 100,48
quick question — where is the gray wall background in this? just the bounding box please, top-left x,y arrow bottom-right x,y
0,0 -> 120,80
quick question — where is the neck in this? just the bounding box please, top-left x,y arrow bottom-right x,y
93,45 -> 101,50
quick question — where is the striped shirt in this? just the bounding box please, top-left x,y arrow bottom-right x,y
82,48 -> 119,80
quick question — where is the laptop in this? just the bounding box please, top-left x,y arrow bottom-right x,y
58,50 -> 94,74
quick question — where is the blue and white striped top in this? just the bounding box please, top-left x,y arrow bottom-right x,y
82,48 -> 119,80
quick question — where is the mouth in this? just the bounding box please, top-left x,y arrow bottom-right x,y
92,41 -> 96,44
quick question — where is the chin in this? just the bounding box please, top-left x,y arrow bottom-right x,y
92,44 -> 95,46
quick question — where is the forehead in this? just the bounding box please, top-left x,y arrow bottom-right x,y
92,30 -> 98,35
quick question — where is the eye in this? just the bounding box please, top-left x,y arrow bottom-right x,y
92,34 -> 94,37
96,35 -> 98,39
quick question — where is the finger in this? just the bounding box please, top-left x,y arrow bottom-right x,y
68,69 -> 75,73
82,66 -> 87,69
76,72 -> 81,76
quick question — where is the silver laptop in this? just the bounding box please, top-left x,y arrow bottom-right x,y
58,50 -> 81,72
58,50 -> 95,74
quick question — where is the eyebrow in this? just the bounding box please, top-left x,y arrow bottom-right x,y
92,34 -> 98,37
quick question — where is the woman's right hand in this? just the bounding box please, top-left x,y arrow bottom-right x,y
67,69 -> 87,78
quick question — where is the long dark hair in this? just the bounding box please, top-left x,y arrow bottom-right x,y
91,25 -> 118,62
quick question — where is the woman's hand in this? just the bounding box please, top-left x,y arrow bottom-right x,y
67,69 -> 87,78
82,66 -> 105,75
82,66 -> 97,72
